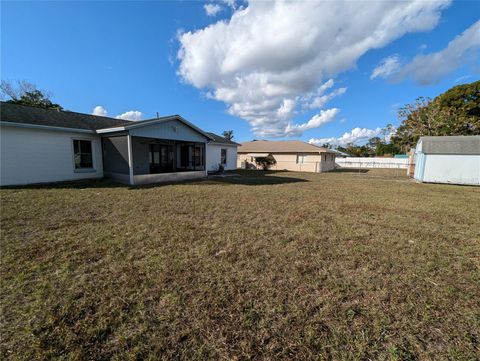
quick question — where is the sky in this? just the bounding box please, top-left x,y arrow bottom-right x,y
1,0 -> 479,145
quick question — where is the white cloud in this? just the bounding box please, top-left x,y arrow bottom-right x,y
389,20 -> 480,85
204,3 -> 222,16
418,44 -> 427,51
454,75 -> 471,83
93,106 -> 143,121
177,0 -> 450,137
306,87 -> 347,109
309,126 -> 397,147
92,105 -> 108,117
115,110 -> 143,121
285,108 -> 340,137
220,0 -> 237,10
371,55 -> 401,80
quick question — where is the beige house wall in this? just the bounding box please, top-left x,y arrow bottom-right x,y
237,152 -> 335,173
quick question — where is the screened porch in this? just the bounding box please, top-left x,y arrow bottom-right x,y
102,135 -> 207,185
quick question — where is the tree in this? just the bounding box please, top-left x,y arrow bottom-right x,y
367,136 -> 382,149
365,135 -> 399,156
222,130 -> 234,140
339,143 -> 372,157
1,80 -> 63,110
255,156 -> 276,170
381,123 -> 396,142
436,81 -> 480,119
391,81 -> 480,151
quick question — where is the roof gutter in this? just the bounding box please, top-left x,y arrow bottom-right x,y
208,141 -> 241,146
0,121 -> 95,134
96,126 -> 127,134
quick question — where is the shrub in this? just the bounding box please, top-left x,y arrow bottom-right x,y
255,156 -> 276,170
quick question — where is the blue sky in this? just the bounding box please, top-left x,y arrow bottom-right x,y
1,1 -> 479,144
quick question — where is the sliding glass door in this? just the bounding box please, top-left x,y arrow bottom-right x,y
178,143 -> 204,170
149,143 -> 174,173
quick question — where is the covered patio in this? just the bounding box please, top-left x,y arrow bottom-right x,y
98,115 -> 213,185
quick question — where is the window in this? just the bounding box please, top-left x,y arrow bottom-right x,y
296,155 -> 307,164
221,149 -> 227,164
73,139 -> 93,169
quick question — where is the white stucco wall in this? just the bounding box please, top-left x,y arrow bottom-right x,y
206,143 -> 237,171
420,154 -> 480,185
0,125 -> 103,186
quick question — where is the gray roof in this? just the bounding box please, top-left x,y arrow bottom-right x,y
238,140 -> 335,154
206,132 -> 240,145
419,136 -> 480,155
1,102 -> 133,131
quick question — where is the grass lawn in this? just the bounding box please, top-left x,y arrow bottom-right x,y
1,169 -> 479,360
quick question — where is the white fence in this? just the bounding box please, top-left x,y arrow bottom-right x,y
335,157 -> 409,169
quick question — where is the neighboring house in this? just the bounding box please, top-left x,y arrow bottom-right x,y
205,132 -> 239,172
237,140 -> 336,172
414,135 -> 480,185
0,102 -> 237,186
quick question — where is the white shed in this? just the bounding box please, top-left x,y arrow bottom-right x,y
414,136 -> 480,186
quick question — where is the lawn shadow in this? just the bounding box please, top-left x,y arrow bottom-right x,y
0,178 -> 125,190
332,168 -> 370,174
1,171 -> 309,190
205,170 -> 309,186
133,170 -> 309,189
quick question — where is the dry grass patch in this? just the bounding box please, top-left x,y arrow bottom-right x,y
1,169 -> 479,360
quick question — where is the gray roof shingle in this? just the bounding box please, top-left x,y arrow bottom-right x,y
419,136 -> 480,155
1,102 -> 133,131
206,132 -> 240,145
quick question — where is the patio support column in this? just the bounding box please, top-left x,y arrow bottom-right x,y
204,142 -> 207,176
173,140 -> 177,172
127,134 -> 134,185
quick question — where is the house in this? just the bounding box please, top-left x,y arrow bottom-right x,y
237,140 -> 336,172
205,132 -> 239,172
413,135 -> 480,185
0,102 -> 238,186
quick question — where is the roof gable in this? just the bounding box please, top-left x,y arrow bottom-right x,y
97,115 -> 214,140
128,118 -> 210,142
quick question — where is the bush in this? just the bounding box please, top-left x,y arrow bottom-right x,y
255,156 -> 276,170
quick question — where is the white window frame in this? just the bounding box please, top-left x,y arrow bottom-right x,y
220,148 -> 227,165
296,155 -> 307,164
72,138 -> 96,173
